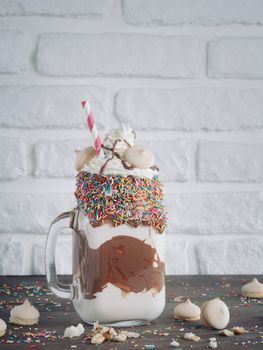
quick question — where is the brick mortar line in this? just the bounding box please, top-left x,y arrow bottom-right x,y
2,17 -> 263,35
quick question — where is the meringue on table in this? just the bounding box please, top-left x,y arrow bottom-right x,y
201,298 -> 230,330
0,319 -> 7,337
173,298 -> 201,321
241,278 -> 263,298
9,299 -> 40,325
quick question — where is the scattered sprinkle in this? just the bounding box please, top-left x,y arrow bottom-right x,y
145,345 -> 156,350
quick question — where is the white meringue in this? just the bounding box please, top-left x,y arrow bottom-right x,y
170,339 -> 180,347
9,299 -> 40,325
91,333 -> 105,345
232,326 -> 246,335
125,145 -> 155,169
241,278 -> 263,298
83,128 -> 158,179
121,330 -> 140,338
219,329 -> 234,337
64,323 -> 85,338
173,298 -> 201,321
209,337 -> 218,348
0,319 -> 7,337
75,147 -> 96,171
201,298 -> 230,330
184,332 -> 200,342
113,332 -> 127,342
90,322 -> 140,345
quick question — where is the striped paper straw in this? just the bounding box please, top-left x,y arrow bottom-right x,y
81,100 -> 102,156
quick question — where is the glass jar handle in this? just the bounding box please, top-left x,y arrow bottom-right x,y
45,210 -> 76,299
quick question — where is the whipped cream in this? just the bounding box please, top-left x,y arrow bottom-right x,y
103,126 -> 136,157
83,155 -> 158,179
82,126 -> 158,179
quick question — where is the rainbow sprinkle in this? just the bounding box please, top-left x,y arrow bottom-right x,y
75,172 -> 167,233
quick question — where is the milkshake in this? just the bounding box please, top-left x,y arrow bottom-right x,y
72,127 -> 167,325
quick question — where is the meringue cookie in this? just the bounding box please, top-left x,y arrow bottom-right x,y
9,299 -> 40,325
241,278 -> 263,298
64,323 -> 84,338
201,298 -> 230,330
125,145 -> 155,169
0,319 -> 7,337
75,147 -> 96,171
173,298 -> 201,321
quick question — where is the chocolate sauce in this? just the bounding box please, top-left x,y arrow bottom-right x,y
73,229 -> 165,300
122,159 -> 135,170
100,139 -> 120,176
151,165 -> 160,171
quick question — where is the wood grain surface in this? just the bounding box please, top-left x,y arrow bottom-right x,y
0,275 -> 262,349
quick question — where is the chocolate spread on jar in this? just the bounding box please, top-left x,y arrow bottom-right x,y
73,229 -> 165,300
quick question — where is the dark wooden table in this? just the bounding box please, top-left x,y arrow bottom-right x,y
0,275 -> 262,349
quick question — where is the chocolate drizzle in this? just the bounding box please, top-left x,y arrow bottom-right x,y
100,135 -> 159,176
151,165 -> 160,171
73,229 -> 165,300
122,159 -> 135,170
100,139 -> 123,176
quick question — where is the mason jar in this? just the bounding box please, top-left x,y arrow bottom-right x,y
45,207 -> 165,327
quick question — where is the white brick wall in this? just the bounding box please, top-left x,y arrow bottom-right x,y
166,192 -> 263,234
0,137 -> 26,180
37,34 -> 204,78
208,38 -> 263,79
116,88 -> 263,131
0,193 -> 74,233
0,0 -> 112,18
198,141 -> 263,182
0,85 -> 115,129
123,0 -> 263,26
0,30 -> 30,73
0,0 -> 263,275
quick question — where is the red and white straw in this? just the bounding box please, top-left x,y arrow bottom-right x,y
81,100 -> 102,156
